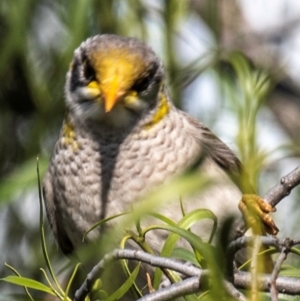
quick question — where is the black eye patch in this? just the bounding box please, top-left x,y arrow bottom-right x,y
69,57 -> 81,92
69,51 -> 97,92
83,59 -> 97,82
131,62 -> 160,93
80,50 -> 97,83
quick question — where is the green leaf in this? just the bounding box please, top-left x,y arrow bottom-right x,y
170,248 -> 200,267
104,262 -> 141,301
279,265 -> 300,278
277,293 -> 300,301
64,263 -> 81,301
144,223 -> 221,295
148,212 -> 177,227
1,276 -> 55,295
290,247 -> 300,256
152,209 -> 216,289
83,211 -> 130,241
4,263 -> 34,301
37,158 -> 65,297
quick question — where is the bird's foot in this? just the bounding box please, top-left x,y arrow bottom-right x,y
238,194 -> 279,235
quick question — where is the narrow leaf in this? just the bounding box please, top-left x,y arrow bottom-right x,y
1,276 -> 55,295
83,212 -> 130,241
105,262 -> 141,301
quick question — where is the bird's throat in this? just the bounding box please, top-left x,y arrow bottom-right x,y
143,93 -> 170,130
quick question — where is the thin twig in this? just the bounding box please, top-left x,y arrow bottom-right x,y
292,238 -> 300,245
228,235 -> 300,257
74,251 -> 117,301
265,166 -> 300,207
235,271 -> 300,294
136,276 -> 201,301
74,249 -> 248,301
137,275 -> 248,301
269,239 -> 291,301
74,249 -> 202,301
228,236 -> 280,256
74,247 -> 300,301
223,280 -> 248,301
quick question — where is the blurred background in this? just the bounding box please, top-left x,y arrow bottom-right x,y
1,0 -> 300,299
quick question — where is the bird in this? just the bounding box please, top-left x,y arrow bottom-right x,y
42,34 -> 278,276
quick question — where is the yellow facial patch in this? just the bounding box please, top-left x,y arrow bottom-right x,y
86,81 -> 101,97
61,118 -> 79,150
143,93 -> 169,130
123,91 -> 138,106
90,48 -> 147,97
86,81 -> 99,89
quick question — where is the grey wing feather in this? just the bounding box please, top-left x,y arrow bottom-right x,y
43,171 -> 74,255
183,112 -> 255,193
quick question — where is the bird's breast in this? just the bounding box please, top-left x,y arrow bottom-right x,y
50,112 -> 204,247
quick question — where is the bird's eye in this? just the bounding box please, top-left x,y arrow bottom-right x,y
131,76 -> 152,93
83,59 -> 96,82
131,63 -> 159,93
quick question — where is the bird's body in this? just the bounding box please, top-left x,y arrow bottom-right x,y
43,34 -> 277,259
44,95 -> 241,253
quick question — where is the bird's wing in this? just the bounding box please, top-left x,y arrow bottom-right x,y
182,112 -> 255,194
43,171 -> 74,255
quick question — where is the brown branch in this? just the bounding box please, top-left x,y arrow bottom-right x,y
270,239 -> 291,301
137,275 -> 248,301
235,271 -> 300,294
265,166 -> 300,207
136,276 -> 202,301
228,236 -> 280,255
74,247 -> 300,301
73,249 -> 203,301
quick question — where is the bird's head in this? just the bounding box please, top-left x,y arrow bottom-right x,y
65,34 -> 165,127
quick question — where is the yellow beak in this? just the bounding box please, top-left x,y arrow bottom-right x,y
101,75 -> 122,113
